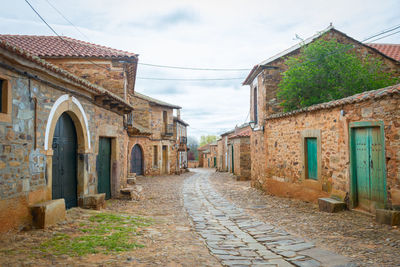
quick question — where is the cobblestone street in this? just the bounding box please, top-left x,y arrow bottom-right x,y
1,169 -> 399,266
184,169 -> 355,267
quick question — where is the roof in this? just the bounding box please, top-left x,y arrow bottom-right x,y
266,83 -> 400,120
367,43 -> 400,61
229,128 -> 251,139
197,144 -> 210,151
0,35 -> 137,59
134,92 -> 181,109
173,116 -> 189,126
129,122 -> 152,135
243,25 -> 400,85
0,39 -> 133,112
209,141 -> 218,146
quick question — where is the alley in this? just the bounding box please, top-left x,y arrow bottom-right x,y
184,169 -> 354,267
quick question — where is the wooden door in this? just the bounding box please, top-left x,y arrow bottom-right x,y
214,157 -> 217,167
162,145 -> 168,174
231,145 -> 234,174
306,138 -> 318,180
97,138 -> 111,199
52,113 -> 77,209
131,144 -> 143,175
353,127 -> 385,212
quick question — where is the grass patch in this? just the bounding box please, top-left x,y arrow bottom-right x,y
39,212 -> 152,257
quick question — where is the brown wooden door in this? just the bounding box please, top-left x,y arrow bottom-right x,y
162,145 -> 168,174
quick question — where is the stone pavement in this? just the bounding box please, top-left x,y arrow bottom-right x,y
183,169 -> 355,267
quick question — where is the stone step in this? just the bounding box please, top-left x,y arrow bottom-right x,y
120,185 -> 143,201
30,198 -> 66,229
318,198 -> 346,213
82,193 -> 106,210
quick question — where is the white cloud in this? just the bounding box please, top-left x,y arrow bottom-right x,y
2,0 -> 400,139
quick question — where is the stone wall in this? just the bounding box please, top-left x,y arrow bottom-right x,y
188,160 -> 199,168
217,139 -> 223,171
46,58 -> 137,100
130,95 -> 151,129
0,54 -> 128,232
260,93 -> 400,207
250,130 -> 266,189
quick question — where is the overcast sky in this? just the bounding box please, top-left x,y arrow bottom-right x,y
2,0 -> 400,140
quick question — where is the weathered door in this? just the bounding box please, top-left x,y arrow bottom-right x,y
97,138 -> 111,199
52,113 -> 77,209
131,144 -> 143,175
353,126 -> 385,212
162,145 -> 168,174
214,157 -> 217,167
306,138 -> 318,180
231,145 -> 234,174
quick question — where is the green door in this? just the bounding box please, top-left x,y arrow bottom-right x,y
97,138 -> 111,199
52,113 -> 77,209
353,126 -> 385,212
214,157 -> 217,167
306,138 -> 318,180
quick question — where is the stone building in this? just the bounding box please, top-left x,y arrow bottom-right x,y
174,110 -> 189,173
217,129 -> 234,172
127,92 -> 183,176
198,143 -> 210,168
0,38 -> 135,232
228,127 -> 251,180
243,26 -> 400,213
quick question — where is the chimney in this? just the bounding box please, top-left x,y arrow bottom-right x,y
177,109 -> 181,120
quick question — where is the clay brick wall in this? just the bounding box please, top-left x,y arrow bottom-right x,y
260,93 -> 400,206
0,55 -> 128,232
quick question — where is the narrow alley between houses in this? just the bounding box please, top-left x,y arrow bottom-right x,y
1,169 -> 399,267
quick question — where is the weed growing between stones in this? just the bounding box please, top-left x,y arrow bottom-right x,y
39,212 -> 152,256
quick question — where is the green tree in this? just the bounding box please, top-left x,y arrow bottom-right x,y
187,136 -> 199,160
199,135 -> 217,146
277,39 -> 398,112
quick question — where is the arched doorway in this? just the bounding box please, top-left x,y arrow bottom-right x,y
52,112 -> 78,209
131,144 -> 143,175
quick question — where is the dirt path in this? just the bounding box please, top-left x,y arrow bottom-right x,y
0,172 -> 219,267
209,170 -> 400,267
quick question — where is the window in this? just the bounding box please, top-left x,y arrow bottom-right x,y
153,145 -> 158,167
163,111 -> 167,132
0,76 -> 11,122
253,86 -> 258,125
305,137 -> 318,180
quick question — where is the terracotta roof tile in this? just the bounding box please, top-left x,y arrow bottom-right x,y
229,128 -> 251,139
0,39 -> 134,111
266,84 -> 400,120
0,35 -> 137,59
134,92 -> 181,109
367,43 -> 400,61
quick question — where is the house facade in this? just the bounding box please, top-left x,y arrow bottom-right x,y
0,38 -> 135,232
174,110 -> 189,173
127,92 -> 183,176
243,26 -> 400,212
228,127 -> 251,180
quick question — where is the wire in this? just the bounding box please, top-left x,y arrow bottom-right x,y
42,0 -> 252,72
367,29 -> 400,43
137,77 -> 244,81
25,0 -> 111,71
45,0 -> 93,43
138,62 -> 251,71
362,24 -> 400,42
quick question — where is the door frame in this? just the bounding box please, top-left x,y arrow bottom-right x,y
349,121 -> 387,209
130,143 -> 144,175
97,137 -> 112,199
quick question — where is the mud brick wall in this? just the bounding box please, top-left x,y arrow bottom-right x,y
260,93 -> 400,206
